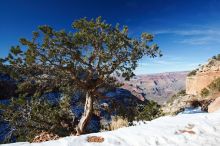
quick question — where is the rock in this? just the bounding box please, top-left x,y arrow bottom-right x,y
186,71 -> 220,95
121,71 -> 188,104
162,95 -> 212,115
162,95 -> 193,115
208,97 -> 220,113
186,59 -> 220,95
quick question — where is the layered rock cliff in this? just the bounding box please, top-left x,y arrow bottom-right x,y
121,71 -> 188,104
186,59 -> 220,95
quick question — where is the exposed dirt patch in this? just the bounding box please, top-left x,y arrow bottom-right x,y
87,136 -> 105,143
175,124 -> 196,135
32,131 -> 59,143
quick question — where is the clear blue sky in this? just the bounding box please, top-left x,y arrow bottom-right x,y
0,0 -> 220,74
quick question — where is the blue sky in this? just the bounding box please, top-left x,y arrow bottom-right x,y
0,0 -> 220,74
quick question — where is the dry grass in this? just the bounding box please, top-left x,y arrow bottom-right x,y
109,116 -> 129,131
32,131 -> 59,143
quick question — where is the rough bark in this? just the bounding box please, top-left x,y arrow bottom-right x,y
76,92 -> 93,135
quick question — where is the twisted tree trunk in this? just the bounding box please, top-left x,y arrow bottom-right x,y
76,92 -> 93,135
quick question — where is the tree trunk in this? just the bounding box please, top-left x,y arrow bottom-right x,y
76,92 -> 93,135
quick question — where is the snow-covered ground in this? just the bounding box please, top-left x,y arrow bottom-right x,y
2,111 -> 220,146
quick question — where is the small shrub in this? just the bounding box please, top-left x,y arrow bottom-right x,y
188,70 -> 197,76
135,101 -> 163,121
217,54 -> 220,60
200,88 -> 210,97
208,77 -> 220,92
167,90 -> 186,104
174,108 -> 185,115
0,95 -> 76,143
200,77 -> 220,98
212,56 -> 217,60
178,90 -> 186,95
212,54 -> 220,61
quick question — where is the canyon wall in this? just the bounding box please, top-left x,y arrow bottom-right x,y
121,71 -> 188,104
186,59 -> 220,95
186,71 -> 220,95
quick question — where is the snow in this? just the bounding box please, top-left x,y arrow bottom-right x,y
178,107 -> 205,114
215,109 -> 220,113
132,120 -> 150,126
2,112 -> 220,146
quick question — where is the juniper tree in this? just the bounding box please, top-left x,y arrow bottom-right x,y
2,17 -> 161,135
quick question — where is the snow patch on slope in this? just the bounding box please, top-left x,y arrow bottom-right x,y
2,112 -> 220,146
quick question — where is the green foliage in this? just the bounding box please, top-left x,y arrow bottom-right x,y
1,17 -> 161,136
10,46 -> 23,56
178,90 -> 186,95
167,90 -> 186,103
200,88 -> 210,97
109,116 -> 128,130
2,16 -> 161,98
200,77 -> 220,97
115,103 -> 137,122
208,77 -> 220,92
0,96 -> 76,142
135,101 -> 163,121
188,70 -> 197,76
212,54 -> 220,61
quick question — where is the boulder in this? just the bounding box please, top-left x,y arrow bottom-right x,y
208,97 -> 220,113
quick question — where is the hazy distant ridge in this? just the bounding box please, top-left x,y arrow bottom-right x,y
122,71 -> 189,104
